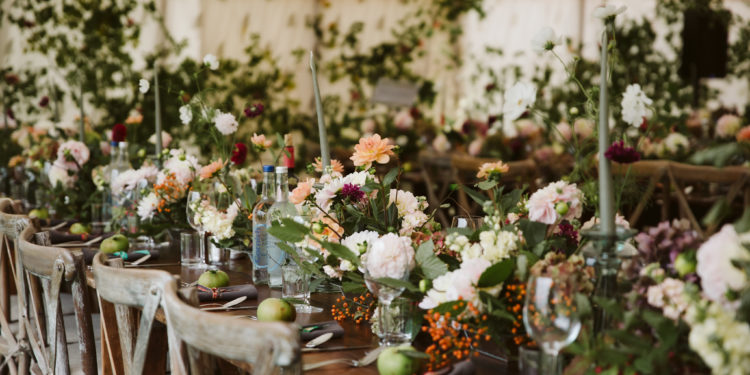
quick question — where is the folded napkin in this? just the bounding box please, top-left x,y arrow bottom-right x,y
300,320 -> 345,341
196,284 -> 258,302
81,248 -> 160,265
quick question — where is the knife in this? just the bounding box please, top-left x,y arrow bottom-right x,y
302,345 -> 374,353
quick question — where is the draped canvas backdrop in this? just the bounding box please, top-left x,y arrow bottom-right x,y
1,0 -> 749,125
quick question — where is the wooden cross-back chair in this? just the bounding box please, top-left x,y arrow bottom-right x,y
92,252 -> 173,375
0,198 -> 31,375
17,225 -> 96,375
612,160 -> 750,237
161,281 -> 302,375
419,151 -> 460,228
450,154 -> 538,216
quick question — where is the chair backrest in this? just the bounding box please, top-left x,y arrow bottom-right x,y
161,281 -> 301,375
0,198 -> 31,374
92,252 -> 176,375
17,225 -> 97,375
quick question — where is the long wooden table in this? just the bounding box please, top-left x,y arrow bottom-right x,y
86,245 -> 508,374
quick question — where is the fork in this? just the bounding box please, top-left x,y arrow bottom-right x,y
302,347 -> 383,371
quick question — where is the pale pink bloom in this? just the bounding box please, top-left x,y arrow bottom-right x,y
573,118 -> 595,138
199,159 -> 224,180
419,258 -> 492,309
361,118 -> 377,134
526,180 -> 584,224
389,189 -> 426,217
290,178 -> 315,205
350,134 -> 395,169
696,225 -> 750,308
554,121 -> 572,142
716,114 -> 742,138
213,110 -> 238,135
48,160 -> 75,188
431,133 -> 451,153
251,133 -> 273,149
394,109 -> 414,131
57,140 -> 90,168
468,138 -> 484,156
476,161 -> 509,179
149,131 -> 172,148
365,233 -> 414,279
581,213 -> 630,231
516,119 -> 541,138
158,149 -> 199,187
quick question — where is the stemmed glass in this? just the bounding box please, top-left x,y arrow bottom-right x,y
365,268 -> 409,347
523,276 -> 581,375
186,190 -> 208,269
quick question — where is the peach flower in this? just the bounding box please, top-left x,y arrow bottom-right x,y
350,134 -> 395,169
199,159 -> 224,180
314,158 -> 344,174
290,178 -> 315,204
736,126 -> 750,142
250,133 -> 273,150
476,161 -> 510,179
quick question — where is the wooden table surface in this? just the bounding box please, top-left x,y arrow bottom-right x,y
85,244 -> 509,374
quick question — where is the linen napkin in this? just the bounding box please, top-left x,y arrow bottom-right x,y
81,248 -> 160,264
196,284 -> 258,302
300,320 -> 345,341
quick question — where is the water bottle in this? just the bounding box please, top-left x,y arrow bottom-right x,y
251,165 -> 276,285
267,166 -> 297,288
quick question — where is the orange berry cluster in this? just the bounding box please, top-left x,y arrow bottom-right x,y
153,173 -> 184,213
504,278 -> 536,348
330,293 -> 375,324
421,300 -> 490,372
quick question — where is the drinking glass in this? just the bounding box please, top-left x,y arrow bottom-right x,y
180,231 -> 202,266
365,268 -> 409,346
374,297 -> 417,345
281,263 -> 307,300
451,215 -> 484,230
523,276 -> 581,375
186,190 -> 208,268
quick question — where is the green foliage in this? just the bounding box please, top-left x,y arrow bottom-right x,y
477,259 -> 514,288
415,240 -> 448,279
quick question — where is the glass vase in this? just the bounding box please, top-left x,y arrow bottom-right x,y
371,297 -> 417,346
579,224 -> 635,333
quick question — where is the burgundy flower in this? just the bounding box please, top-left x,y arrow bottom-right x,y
409,107 -> 421,120
485,83 -> 497,92
244,103 -> 264,118
231,143 -> 248,165
39,96 -> 49,108
605,140 -> 640,164
112,123 -> 127,142
341,183 -> 365,202
556,221 -> 579,248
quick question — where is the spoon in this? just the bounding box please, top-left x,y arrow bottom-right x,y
305,332 -> 334,348
200,296 -> 247,311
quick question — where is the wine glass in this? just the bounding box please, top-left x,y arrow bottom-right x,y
365,268 -> 409,347
186,190 -> 208,269
523,276 -> 581,375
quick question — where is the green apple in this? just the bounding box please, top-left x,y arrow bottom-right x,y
29,208 -> 49,220
377,345 -> 420,375
100,234 -> 129,254
197,269 -> 230,288
257,298 -> 296,322
69,223 -> 90,235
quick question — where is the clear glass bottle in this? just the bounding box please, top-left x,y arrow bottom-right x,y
251,165 -> 276,285
267,166 -> 297,288
110,142 -> 133,231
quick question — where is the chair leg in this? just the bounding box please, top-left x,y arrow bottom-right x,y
70,256 -> 97,374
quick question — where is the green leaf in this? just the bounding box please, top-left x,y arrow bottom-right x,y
688,143 -> 739,167
500,188 -> 524,213
702,197 -> 728,227
375,277 -> 419,293
477,259 -> 514,288
342,281 -> 367,293
459,185 -> 487,205
432,300 -> 466,314
574,292 -> 592,317
518,219 -> 547,250
399,350 -> 429,359
477,179 -> 497,191
321,242 -> 360,267
734,206 -> 750,233
267,221 -> 306,243
415,241 -> 448,279
382,167 -> 400,187
490,308 -> 515,322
